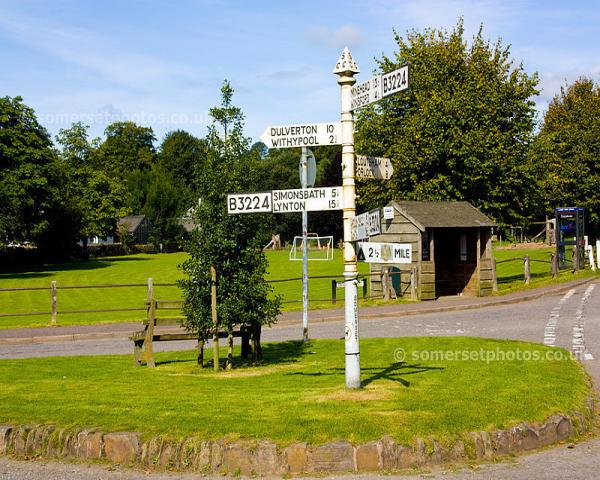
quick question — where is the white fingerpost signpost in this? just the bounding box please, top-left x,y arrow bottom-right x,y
226,47 -> 407,389
333,47 -> 361,389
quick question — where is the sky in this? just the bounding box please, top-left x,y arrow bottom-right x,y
1,0 -> 599,145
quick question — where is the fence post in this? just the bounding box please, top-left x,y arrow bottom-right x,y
410,267 -> 417,300
362,277 -> 368,299
491,258 -> 498,292
524,256 -> 531,284
551,253 -> 558,279
382,268 -> 390,300
211,266 -> 219,372
331,279 -> 337,304
50,281 -> 57,325
146,278 -> 154,304
588,245 -> 596,271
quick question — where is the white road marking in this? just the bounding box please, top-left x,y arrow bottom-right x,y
543,289 -> 575,346
572,284 -> 595,360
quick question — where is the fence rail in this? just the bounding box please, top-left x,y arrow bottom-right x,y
0,275 -> 362,324
0,251 -> 588,325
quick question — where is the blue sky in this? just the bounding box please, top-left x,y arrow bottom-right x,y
1,0 -> 598,144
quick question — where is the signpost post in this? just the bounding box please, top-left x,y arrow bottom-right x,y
334,47 -> 361,389
335,48 -> 409,389
300,147 -> 309,341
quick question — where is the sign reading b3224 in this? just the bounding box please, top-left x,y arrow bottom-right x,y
227,192 -> 272,214
227,187 -> 343,214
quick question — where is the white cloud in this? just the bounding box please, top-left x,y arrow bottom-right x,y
0,11 -> 201,90
305,24 -> 364,50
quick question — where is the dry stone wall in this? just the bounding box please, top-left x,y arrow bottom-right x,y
0,402 -> 595,476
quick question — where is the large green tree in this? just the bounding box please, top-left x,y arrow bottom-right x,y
157,129 -> 207,206
355,20 -> 539,227
55,122 -> 128,246
530,77 -> 600,234
180,81 -> 280,366
0,96 -> 59,246
94,121 -> 156,177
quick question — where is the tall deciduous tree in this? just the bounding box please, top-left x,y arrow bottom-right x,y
95,121 -> 156,177
355,20 -> 539,228
180,81 -> 280,365
55,122 -> 128,246
157,129 -> 207,206
531,77 -> 600,234
0,96 -> 59,246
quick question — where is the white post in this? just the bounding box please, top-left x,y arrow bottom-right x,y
587,245 -> 596,271
300,146 -> 309,341
334,48 -> 361,389
596,240 -> 600,271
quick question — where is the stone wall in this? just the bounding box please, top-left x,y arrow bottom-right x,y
0,401 -> 595,476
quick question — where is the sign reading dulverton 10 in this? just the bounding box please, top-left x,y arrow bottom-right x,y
228,186 -> 342,214
260,122 -> 341,148
350,65 -> 409,111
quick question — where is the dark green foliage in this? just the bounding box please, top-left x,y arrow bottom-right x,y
55,122 -> 128,244
157,130 -> 207,205
0,96 -> 60,246
530,78 -> 600,234
355,20 -> 539,228
180,81 -> 281,361
94,121 -> 156,177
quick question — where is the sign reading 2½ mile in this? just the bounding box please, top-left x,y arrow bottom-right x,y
228,187 -> 342,214
260,122 -> 342,148
357,242 -> 412,263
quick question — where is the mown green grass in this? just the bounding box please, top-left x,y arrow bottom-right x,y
0,247 -> 594,329
0,337 -> 590,446
0,251 -> 369,329
494,246 -> 596,293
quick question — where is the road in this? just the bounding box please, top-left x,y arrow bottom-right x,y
1,281 -> 599,479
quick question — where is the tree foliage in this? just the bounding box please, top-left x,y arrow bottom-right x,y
531,77 -> 600,233
355,20 -> 539,227
94,121 -> 156,177
180,81 -> 280,364
55,122 -> 128,244
0,96 -> 59,246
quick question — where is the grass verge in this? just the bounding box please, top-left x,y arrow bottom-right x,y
0,337 -> 590,446
0,248 -> 595,329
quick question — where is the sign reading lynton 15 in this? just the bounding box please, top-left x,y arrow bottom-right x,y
227,187 -> 342,214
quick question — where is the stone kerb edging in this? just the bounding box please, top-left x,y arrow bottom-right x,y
0,400 -> 595,476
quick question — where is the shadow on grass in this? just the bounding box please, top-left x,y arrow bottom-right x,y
155,340 -> 313,368
286,362 -> 444,388
0,256 -> 153,280
496,271 -> 551,284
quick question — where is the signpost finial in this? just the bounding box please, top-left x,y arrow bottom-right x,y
333,47 -> 360,75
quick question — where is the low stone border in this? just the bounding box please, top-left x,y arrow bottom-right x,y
0,398 -> 595,476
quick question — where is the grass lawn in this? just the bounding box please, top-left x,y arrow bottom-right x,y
0,247 -> 594,329
494,246 -> 596,293
0,337 -> 590,446
0,251 -> 368,329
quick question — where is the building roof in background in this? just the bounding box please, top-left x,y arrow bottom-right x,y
117,215 -> 147,233
390,201 -> 496,230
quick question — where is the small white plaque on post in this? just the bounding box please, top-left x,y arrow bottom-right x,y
383,206 -> 394,220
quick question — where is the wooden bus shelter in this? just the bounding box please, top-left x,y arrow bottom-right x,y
369,201 -> 496,300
